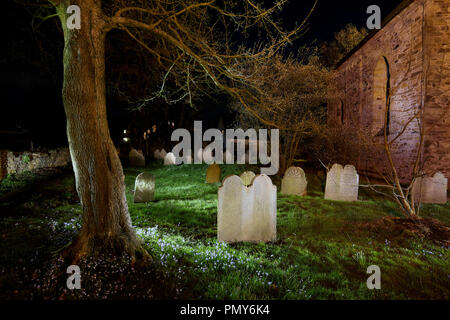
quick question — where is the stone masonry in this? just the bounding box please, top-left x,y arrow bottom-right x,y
328,0 -> 449,190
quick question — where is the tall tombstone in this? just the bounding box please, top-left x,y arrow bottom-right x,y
133,172 -> 155,203
164,152 -> 176,165
217,174 -> 277,243
240,171 -> 256,186
412,172 -> 448,204
241,175 -> 277,242
217,175 -> 245,242
129,148 -> 145,167
281,166 -> 307,196
324,164 -> 359,201
206,163 -> 221,183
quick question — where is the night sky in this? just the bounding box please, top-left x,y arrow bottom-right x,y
1,0 -> 404,150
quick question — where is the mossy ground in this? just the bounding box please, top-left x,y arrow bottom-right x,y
0,163 -> 449,299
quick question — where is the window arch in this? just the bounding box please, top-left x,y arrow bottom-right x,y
336,99 -> 344,125
372,56 -> 391,136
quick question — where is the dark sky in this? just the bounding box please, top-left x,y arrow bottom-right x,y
1,0 -> 405,149
286,0 -> 404,44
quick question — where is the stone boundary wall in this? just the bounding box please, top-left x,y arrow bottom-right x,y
0,148 -> 71,179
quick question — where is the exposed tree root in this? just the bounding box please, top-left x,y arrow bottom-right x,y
60,231 -> 152,267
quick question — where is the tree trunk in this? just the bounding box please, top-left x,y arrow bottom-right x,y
57,0 -> 148,262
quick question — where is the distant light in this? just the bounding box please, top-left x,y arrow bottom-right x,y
123,137 -> 130,142
123,130 -> 127,134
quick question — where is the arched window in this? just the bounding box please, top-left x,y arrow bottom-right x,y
334,99 -> 345,125
372,56 -> 391,136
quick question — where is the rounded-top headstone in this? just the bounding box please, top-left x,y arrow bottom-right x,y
281,166 -> 307,196
129,148 -> 145,167
134,172 -> 155,203
206,163 -> 221,183
159,149 -> 167,159
240,171 -> 256,186
164,152 -> 176,165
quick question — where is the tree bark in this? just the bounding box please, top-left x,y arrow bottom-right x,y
57,0 -> 148,261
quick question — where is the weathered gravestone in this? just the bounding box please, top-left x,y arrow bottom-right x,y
240,171 -> 256,186
281,166 -> 307,196
217,174 -> 276,243
129,148 -> 145,167
153,149 -> 161,159
412,172 -> 448,204
324,164 -> 359,201
133,172 -> 155,203
164,152 -> 176,165
206,163 -> 221,183
159,149 -> 167,160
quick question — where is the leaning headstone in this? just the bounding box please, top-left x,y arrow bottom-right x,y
324,164 -> 359,201
412,172 -> 447,204
281,166 -> 307,196
240,171 -> 255,186
129,148 -> 145,167
133,172 -> 155,203
159,149 -> 167,160
164,152 -> 176,165
206,163 -> 221,183
217,174 -> 276,243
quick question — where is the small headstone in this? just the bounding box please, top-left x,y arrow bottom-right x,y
281,166 -> 307,196
324,164 -> 359,201
153,149 -> 161,159
133,172 -> 155,203
240,171 -> 255,186
412,172 -> 447,204
206,163 -> 221,183
129,148 -> 145,167
218,174 -> 276,243
164,152 -> 176,165
159,149 -> 167,159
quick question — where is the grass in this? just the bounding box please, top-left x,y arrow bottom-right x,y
0,163 -> 449,300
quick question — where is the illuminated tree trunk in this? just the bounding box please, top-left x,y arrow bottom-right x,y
57,0 -> 147,261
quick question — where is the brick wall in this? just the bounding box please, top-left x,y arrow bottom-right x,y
329,0 -> 449,188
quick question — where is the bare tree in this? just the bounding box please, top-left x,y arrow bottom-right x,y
320,23 -> 368,68
234,52 -> 336,173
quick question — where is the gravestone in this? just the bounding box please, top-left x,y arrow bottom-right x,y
153,149 -> 161,159
217,174 -> 276,243
412,172 -> 447,204
129,148 -> 145,167
133,172 -> 155,203
281,166 -> 307,196
324,164 -> 359,201
240,171 -> 255,186
159,149 -> 167,160
242,175 -> 277,242
218,175 -> 244,242
164,152 -> 176,165
206,163 -> 221,183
